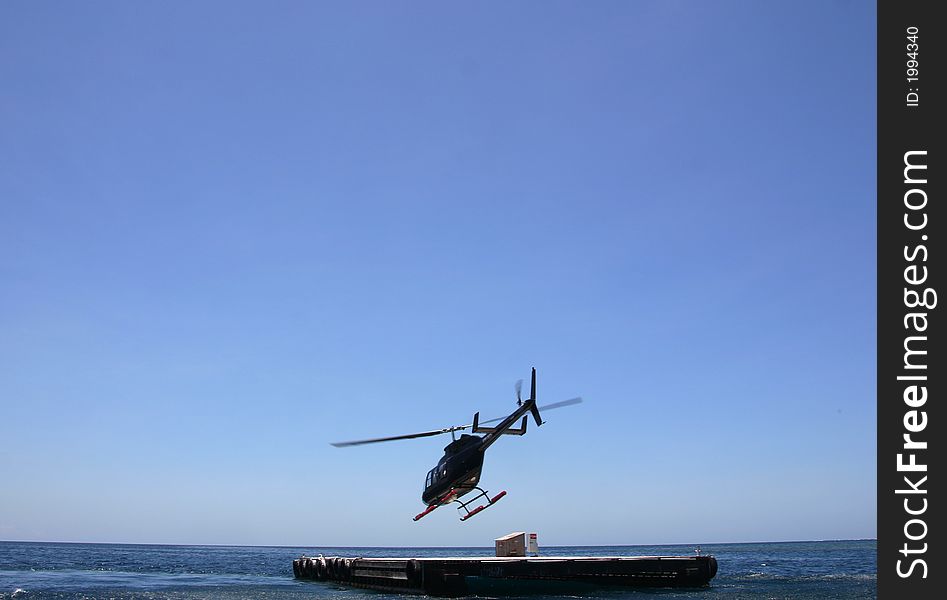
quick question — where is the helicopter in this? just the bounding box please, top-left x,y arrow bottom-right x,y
331,368 -> 581,522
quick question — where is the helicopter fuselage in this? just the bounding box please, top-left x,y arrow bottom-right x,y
421,434 -> 486,506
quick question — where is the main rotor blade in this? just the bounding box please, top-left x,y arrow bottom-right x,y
475,396 -> 584,426
537,396 -> 583,411
331,425 -> 468,448
331,398 -> 583,446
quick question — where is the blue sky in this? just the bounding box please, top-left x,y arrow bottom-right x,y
1,1 -> 875,547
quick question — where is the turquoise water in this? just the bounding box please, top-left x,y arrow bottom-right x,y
0,540 -> 875,599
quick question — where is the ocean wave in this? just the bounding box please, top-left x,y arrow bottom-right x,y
735,572 -> 877,582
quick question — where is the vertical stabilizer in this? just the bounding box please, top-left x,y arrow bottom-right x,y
528,367 -> 543,425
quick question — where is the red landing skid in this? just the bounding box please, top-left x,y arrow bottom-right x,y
413,489 -> 459,521
458,490 -> 507,521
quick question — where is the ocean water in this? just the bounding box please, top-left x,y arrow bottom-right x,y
0,540 -> 875,599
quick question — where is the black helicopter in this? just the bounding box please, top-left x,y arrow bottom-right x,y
331,368 -> 581,521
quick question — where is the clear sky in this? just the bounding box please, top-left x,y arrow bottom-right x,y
1,1 -> 875,547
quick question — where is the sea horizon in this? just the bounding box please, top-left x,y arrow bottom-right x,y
0,537 -> 879,549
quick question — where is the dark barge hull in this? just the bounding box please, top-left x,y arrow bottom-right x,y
293,555 -> 718,596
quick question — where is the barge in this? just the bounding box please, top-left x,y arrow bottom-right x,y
292,554 -> 717,596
